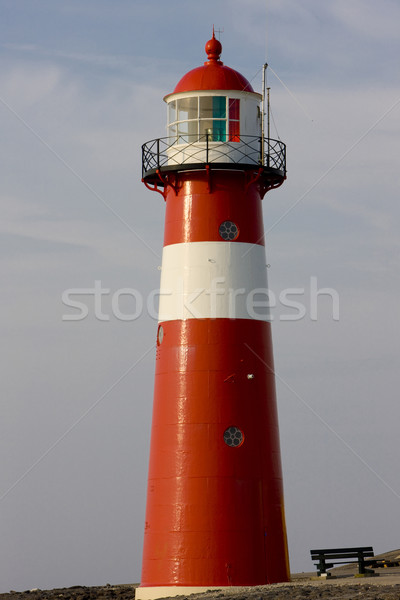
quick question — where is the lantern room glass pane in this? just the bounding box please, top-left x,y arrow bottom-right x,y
200,119 -> 213,138
213,96 -> 226,118
199,96 -> 213,119
168,123 -> 177,140
177,97 -> 198,121
229,120 -> 240,142
177,120 -> 198,143
188,120 -> 198,139
168,100 -> 176,124
213,120 -> 226,141
229,98 -> 240,120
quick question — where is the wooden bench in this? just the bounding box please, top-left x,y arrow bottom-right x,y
310,546 -> 375,575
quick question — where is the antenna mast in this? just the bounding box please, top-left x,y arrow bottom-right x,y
261,0 -> 270,166
261,63 -> 270,167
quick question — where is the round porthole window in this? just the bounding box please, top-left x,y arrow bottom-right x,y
157,325 -> 164,345
223,426 -> 244,447
219,221 -> 239,241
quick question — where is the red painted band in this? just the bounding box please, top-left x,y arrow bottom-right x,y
163,170 -> 265,247
141,319 -> 290,587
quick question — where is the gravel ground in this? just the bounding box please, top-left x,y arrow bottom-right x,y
2,580 -> 400,600
0,586 -> 136,600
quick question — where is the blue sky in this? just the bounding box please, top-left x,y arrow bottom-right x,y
1,0 -> 400,592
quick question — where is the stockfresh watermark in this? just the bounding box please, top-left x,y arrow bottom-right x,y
62,277 -> 339,322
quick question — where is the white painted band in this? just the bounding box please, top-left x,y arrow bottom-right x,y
158,241 -> 270,321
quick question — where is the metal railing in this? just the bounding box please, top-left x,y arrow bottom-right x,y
142,134 -> 286,178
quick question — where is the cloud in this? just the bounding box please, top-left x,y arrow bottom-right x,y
0,61 -> 63,109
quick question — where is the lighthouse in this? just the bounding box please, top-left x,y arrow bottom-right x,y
137,32 -> 290,600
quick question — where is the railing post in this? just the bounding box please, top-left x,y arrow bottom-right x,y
206,132 -> 209,163
156,138 -> 160,169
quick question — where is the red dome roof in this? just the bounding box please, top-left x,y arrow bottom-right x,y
171,32 -> 254,95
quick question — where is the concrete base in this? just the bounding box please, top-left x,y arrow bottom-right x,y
135,586 -> 235,600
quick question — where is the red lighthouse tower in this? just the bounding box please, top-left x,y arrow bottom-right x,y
137,33 -> 289,600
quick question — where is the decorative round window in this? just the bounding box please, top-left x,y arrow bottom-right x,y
157,325 -> 164,345
223,426 -> 244,447
219,221 -> 239,241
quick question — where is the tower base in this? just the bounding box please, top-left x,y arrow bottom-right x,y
136,585 -> 256,600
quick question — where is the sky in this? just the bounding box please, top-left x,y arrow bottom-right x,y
1,0 -> 400,592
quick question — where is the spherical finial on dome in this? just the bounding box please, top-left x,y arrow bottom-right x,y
169,27 -> 255,94
205,27 -> 222,63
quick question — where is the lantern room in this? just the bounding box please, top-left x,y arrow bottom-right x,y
163,88 -> 261,166
165,92 -> 261,143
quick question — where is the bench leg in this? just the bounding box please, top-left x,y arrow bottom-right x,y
358,556 -> 375,576
318,559 -> 327,575
358,557 -> 365,574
